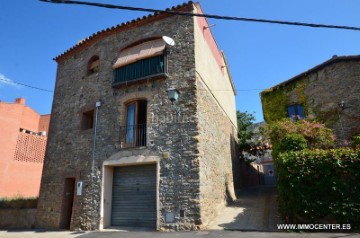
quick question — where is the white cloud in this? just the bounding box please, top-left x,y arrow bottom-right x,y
0,73 -> 21,88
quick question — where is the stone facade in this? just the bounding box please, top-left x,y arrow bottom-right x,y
36,2 -> 238,231
261,55 -> 360,144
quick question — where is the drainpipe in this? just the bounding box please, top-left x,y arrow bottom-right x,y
91,100 -> 102,177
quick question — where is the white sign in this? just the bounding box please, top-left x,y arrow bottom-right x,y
268,170 -> 274,177
76,181 -> 83,195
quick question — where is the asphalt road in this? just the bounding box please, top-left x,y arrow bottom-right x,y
0,230 -> 359,238
78,230 -> 360,238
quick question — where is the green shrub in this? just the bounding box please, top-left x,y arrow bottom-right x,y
0,197 -> 38,209
275,148 -> 360,229
266,119 -> 334,158
352,134 -> 360,149
278,133 -> 308,152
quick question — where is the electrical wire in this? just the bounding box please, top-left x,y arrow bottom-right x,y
1,76 -> 265,93
39,0 -> 360,31
0,78 -> 54,92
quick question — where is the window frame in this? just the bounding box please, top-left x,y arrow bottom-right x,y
80,109 -> 95,131
124,99 -> 147,147
87,55 -> 100,75
287,104 -> 305,120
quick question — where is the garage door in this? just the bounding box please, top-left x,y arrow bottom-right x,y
111,164 -> 157,228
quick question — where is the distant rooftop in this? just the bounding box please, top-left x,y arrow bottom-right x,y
262,54 -> 360,93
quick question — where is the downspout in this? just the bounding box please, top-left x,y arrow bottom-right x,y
92,100 -> 102,177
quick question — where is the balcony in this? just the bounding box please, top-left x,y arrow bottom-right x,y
119,124 -> 147,149
112,55 -> 167,88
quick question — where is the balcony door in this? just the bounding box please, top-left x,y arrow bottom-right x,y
125,100 -> 147,147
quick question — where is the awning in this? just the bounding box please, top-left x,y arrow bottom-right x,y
113,39 -> 166,69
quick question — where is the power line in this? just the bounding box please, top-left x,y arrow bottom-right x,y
0,78 -> 54,92
39,0 -> 360,31
0,77 -> 261,93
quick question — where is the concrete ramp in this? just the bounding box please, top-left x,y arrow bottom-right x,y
207,186 -> 282,231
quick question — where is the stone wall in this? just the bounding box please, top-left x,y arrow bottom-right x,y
303,60 -> 360,144
196,78 -> 238,227
261,59 -> 360,144
36,3 -> 239,231
36,10 -> 202,230
192,3 -> 239,227
0,209 -> 37,229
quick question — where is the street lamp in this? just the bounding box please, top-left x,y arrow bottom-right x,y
338,100 -> 345,110
167,87 -> 180,104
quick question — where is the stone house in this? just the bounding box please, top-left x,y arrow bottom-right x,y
36,1 -> 239,231
0,98 -> 50,198
261,55 -> 360,144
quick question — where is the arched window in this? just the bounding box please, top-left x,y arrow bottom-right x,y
87,55 -> 99,75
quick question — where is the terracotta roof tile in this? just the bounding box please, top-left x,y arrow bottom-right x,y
54,1 -> 194,62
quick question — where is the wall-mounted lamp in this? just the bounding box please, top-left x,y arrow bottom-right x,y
167,87 -> 180,104
338,100 -> 345,110
203,24 -> 216,30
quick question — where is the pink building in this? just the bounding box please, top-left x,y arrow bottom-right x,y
0,98 -> 50,198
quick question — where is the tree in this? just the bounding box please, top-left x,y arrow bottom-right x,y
237,111 -> 255,152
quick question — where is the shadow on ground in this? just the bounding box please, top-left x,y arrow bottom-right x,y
207,186 -> 283,231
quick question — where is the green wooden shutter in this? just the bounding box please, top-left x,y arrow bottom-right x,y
113,55 -> 165,85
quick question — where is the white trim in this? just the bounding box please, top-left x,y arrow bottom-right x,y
99,154 -> 160,230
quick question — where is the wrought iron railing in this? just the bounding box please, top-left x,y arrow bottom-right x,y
119,124 -> 147,149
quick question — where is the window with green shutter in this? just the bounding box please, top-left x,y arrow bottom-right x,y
113,54 -> 166,86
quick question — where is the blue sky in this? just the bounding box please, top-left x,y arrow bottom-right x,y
1,0 -> 360,122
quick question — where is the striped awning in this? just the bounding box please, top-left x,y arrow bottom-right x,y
113,39 -> 166,69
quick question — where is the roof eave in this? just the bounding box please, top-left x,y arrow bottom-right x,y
261,54 -> 360,94
54,1 -> 196,63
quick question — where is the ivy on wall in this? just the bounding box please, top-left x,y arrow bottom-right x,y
261,76 -> 347,141
261,79 -> 307,123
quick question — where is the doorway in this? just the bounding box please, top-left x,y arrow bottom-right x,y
60,178 -> 75,229
125,100 -> 147,147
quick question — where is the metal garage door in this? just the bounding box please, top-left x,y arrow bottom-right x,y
111,164 -> 157,228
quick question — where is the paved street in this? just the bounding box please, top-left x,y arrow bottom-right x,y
79,231 -> 360,238
0,230 -> 81,238
1,186 -> 358,237
207,186 -> 281,231
0,230 -> 359,238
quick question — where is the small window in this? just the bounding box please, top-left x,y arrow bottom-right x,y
81,110 -> 94,130
287,104 -> 305,120
88,56 -> 99,75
